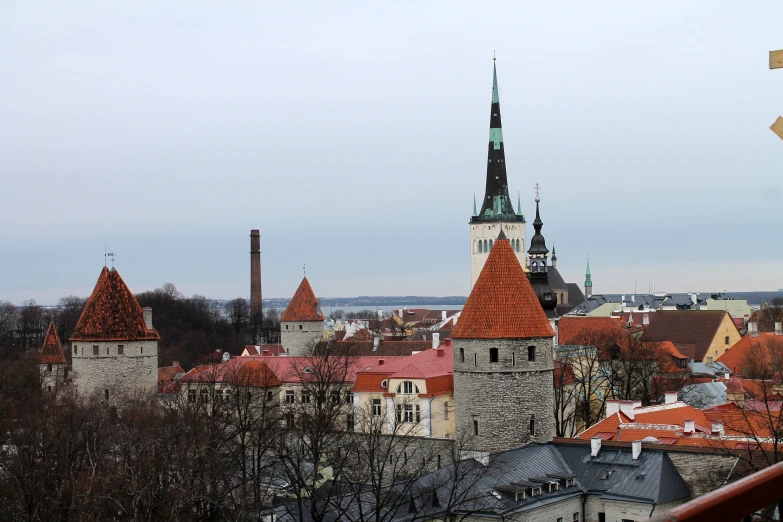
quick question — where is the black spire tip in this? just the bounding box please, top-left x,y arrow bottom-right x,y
497,228 -> 508,241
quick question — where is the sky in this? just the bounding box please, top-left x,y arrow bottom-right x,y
2,1 -> 783,305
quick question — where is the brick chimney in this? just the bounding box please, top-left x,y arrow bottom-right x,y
250,229 -> 262,319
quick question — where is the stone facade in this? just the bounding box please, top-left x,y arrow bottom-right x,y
668,452 -> 737,498
281,321 -> 323,356
470,221 -> 525,288
453,336 -> 555,451
71,339 -> 158,400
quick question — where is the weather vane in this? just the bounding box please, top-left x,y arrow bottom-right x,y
107,252 -> 116,268
303,264 -> 306,277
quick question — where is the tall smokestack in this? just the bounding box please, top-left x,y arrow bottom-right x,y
250,230 -> 262,320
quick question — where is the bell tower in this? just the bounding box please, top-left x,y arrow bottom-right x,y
469,57 -> 526,288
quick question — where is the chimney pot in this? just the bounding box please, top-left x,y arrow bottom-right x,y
632,440 -> 642,460
776,322 -> 782,336
664,391 -> 678,404
142,307 -> 153,330
711,421 -> 725,436
442,310 -> 447,321
172,360 -> 179,368
619,401 -> 637,421
432,333 -> 440,350
590,437 -> 602,457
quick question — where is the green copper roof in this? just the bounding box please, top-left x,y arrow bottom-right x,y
492,61 -> 499,104
585,257 -> 593,287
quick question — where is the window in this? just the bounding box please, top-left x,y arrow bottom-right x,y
188,389 -> 196,402
347,414 -> 355,431
104,389 -> 109,401
598,514 -> 606,522
415,404 -> 421,423
478,241 -> 483,253
141,346 -> 143,354
285,390 -> 295,403
459,348 -> 465,363
474,353 -> 478,367
531,487 -> 541,497
73,345 -> 77,356
267,390 -> 273,402
286,324 -> 289,330
47,385 -> 51,393
286,412 -> 295,428
47,363 -> 52,372
573,513 -> 580,521
396,381 -> 419,394
200,389 -> 210,401
566,478 -> 575,487
345,391 -> 353,404
403,404 -> 414,423
106,346 -> 110,355
725,336 -> 730,345
372,398 -> 382,416
118,344 -> 124,355
444,401 -> 449,420
299,325 -> 302,330
93,345 -> 99,355
437,454 -> 442,469
489,240 -> 493,250
301,390 -> 311,403
557,518 -> 563,522
528,345 -> 536,362
489,348 -> 499,363
473,419 -> 479,436
331,391 -> 341,404
247,391 -> 252,402
530,416 -> 535,436
512,352 -> 516,366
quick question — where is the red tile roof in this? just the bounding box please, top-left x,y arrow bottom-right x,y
70,267 -> 160,341
242,344 -> 287,356
640,310 -> 737,362
557,316 -> 629,347
280,277 -> 324,322
352,346 -> 454,396
452,237 -> 554,339
40,321 -> 66,364
716,333 -> 783,376
314,340 -> 432,357
157,364 -> 184,392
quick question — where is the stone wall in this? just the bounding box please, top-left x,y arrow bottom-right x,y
668,452 -> 737,498
72,339 -> 158,399
281,321 -> 322,356
454,337 -> 555,452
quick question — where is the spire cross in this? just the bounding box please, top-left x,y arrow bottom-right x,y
534,183 -> 541,202
303,264 -> 306,277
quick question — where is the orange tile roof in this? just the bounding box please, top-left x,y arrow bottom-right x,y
452,237 -> 554,339
558,316 -> 628,347
70,267 -> 160,341
352,346 -> 454,396
716,333 -> 783,376
40,321 -> 66,364
280,277 -> 325,322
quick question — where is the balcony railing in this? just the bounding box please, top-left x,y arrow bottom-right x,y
650,460 -> 783,522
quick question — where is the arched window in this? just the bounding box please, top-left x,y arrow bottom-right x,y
489,240 -> 493,250
459,347 -> 465,363
473,240 -> 477,254
483,239 -> 488,252
516,239 -> 520,251
478,241 -> 483,253
489,348 -> 499,363
396,381 -> 419,394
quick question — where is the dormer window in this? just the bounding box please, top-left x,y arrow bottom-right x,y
566,478 -> 575,487
530,487 -> 542,497
397,381 -> 419,394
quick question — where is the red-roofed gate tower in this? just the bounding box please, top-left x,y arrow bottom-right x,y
70,267 -> 160,400
280,277 -> 325,356
453,233 -> 555,452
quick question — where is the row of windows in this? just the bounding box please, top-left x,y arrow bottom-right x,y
284,324 -> 305,330
370,398 -> 450,420
73,344 -> 141,356
284,389 -> 352,404
459,346 -> 537,365
475,238 -> 523,253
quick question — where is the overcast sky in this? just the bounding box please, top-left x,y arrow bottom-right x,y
2,1 -> 782,305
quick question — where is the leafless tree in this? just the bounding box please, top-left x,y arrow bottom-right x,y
226,298 -> 250,335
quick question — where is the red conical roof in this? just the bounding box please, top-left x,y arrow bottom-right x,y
280,277 -> 324,322
452,237 -> 554,339
70,267 -> 160,341
40,321 -> 66,364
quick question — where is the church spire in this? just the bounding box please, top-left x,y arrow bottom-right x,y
476,58 -> 518,221
552,244 -> 557,269
585,256 -> 593,298
526,188 -> 557,317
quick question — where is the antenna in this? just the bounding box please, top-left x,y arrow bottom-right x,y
104,243 -> 107,267
303,264 -> 306,277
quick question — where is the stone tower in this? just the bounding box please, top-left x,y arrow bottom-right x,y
40,321 -> 67,392
280,277 -> 325,356
585,257 -> 593,298
250,229 -> 262,320
453,232 -> 555,452
470,58 -> 526,288
527,194 -> 558,321
70,267 -> 160,400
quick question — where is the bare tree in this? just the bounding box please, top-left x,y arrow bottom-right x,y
553,360 -> 580,438
226,298 -> 250,335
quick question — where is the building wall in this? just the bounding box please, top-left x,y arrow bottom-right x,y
72,339 -> 158,399
353,386 -> 455,438
281,321 -> 323,356
453,336 -> 555,451
702,298 -> 752,318
584,496 -> 687,522
470,222 -> 526,288
668,452 -> 737,498
40,363 -> 66,393
703,314 -> 742,362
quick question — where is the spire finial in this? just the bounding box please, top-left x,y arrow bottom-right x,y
473,192 -> 477,217
493,50 -> 496,61
534,182 -> 541,203
303,264 -> 306,278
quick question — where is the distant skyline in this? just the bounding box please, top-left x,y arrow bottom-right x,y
2,1 -> 783,305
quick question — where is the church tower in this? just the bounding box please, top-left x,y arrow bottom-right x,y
585,258 -> 593,298
469,59 -> 526,288
453,232 -> 555,452
280,277 -> 325,356
70,267 -> 160,400
527,192 -> 558,320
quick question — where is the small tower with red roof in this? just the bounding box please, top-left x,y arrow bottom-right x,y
280,277 -> 325,356
40,321 -> 67,392
70,267 -> 160,400
452,230 -> 555,452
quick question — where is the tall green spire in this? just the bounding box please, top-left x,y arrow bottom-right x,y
585,256 -> 593,288
517,191 -> 522,215
492,60 -> 499,104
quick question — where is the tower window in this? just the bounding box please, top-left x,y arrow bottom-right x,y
299,325 -> 303,330
489,240 -> 493,250
118,344 -> 124,355
106,347 -> 109,355
528,346 -> 536,362
478,241 -> 483,253
530,416 -> 535,436
93,345 -> 99,356
104,389 -> 109,401
489,348 -> 499,363
73,345 -> 77,356
512,352 -> 516,366
141,346 -> 143,354
473,419 -> 479,436
474,353 -> 478,367
725,336 -> 730,345
47,363 -> 52,372
459,348 -> 465,363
